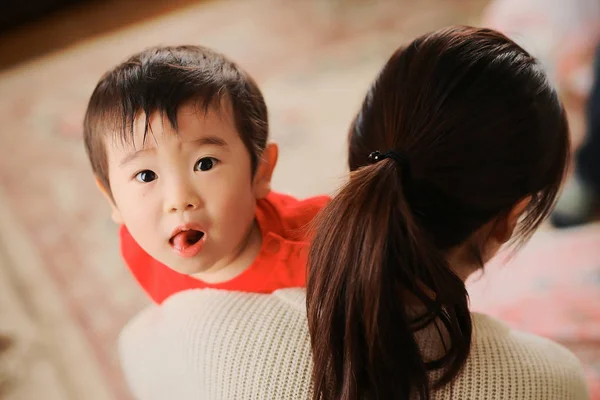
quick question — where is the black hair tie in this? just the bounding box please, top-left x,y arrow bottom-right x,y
368,150 -> 411,182
368,150 -> 410,168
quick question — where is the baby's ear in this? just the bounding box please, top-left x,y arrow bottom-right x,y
95,177 -> 124,224
253,143 -> 278,200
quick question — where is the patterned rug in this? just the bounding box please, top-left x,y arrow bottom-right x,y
468,224 -> 600,397
0,0 -> 597,398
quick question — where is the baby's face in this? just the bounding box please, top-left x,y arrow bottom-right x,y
103,102 -> 264,280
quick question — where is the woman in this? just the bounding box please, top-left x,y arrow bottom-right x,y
118,26 -> 589,399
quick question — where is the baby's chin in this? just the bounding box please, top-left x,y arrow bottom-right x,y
164,257 -> 234,284
189,264 -> 242,284
165,259 -> 212,279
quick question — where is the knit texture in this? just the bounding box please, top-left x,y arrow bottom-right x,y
119,289 -> 589,400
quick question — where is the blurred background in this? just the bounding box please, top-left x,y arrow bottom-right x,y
0,0 -> 598,399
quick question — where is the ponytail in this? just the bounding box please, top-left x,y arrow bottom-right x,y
307,159 -> 472,400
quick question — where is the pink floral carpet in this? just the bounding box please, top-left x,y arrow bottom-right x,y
469,224 -> 600,397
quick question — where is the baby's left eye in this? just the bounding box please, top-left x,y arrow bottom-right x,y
194,157 -> 218,172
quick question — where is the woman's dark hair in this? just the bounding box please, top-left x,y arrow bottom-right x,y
307,26 -> 570,400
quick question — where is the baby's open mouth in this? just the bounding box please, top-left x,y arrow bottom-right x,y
170,229 -> 205,248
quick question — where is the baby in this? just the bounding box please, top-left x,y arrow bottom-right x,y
83,45 -> 329,304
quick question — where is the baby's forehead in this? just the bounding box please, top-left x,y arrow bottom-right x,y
105,104 -> 244,162
105,101 -> 239,150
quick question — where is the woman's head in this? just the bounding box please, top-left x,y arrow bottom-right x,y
307,26 -> 569,400
348,26 -> 568,256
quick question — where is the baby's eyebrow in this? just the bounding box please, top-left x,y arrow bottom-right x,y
119,148 -> 152,167
118,135 -> 228,166
189,136 -> 229,149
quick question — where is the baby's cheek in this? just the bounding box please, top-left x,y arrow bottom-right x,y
124,209 -> 158,241
125,222 -> 158,259
217,190 -> 256,229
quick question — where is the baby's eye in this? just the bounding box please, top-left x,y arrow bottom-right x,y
134,170 -> 157,183
194,157 -> 218,172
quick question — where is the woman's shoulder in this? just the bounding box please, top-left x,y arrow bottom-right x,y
470,312 -> 583,367
118,288 -> 312,399
155,287 -> 308,320
162,287 -> 306,312
119,288 -> 310,365
457,312 -> 589,399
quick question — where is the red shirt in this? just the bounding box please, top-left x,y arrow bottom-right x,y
120,191 -> 329,304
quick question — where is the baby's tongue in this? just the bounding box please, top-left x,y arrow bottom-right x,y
172,231 -> 193,248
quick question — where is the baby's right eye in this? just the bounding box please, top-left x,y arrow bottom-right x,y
134,170 -> 157,183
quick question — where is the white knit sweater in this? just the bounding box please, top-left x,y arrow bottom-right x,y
119,288 -> 589,400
